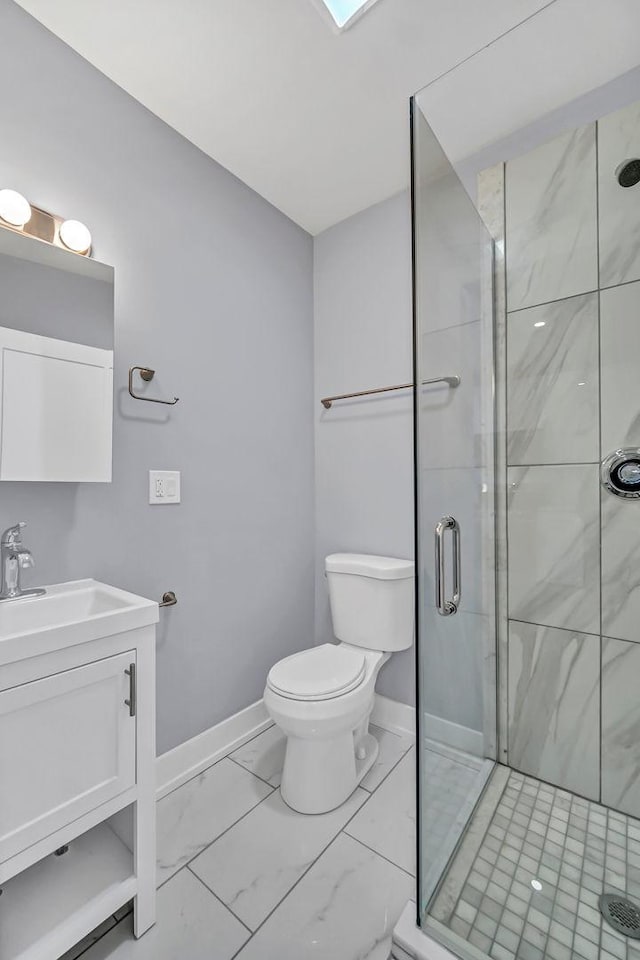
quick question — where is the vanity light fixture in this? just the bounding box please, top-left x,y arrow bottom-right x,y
0,189 -> 92,257
0,189 -> 32,227
59,219 -> 92,255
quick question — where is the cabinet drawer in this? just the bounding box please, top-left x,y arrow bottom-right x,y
0,652 -> 136,863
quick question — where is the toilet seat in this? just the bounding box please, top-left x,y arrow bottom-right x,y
267,643 -> 366,701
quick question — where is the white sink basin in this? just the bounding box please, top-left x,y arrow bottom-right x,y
0,579 -> 159,664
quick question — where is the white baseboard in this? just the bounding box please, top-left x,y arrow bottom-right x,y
156,695 -> 482,800
156,699 -> 271,799
422,712 -> 483,756
370,695 -> 482,755
371,693 -> 416,737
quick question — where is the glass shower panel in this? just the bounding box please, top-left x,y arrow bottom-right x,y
411,99 -> 497,922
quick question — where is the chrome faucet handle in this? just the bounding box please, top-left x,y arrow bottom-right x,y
1,522 -> 26,546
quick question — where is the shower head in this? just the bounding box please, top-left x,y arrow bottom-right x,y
615,158 -> 640,188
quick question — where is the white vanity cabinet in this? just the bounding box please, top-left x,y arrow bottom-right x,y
0,580 -> 158,960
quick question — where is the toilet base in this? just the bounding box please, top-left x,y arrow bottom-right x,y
281,729 -> 379,815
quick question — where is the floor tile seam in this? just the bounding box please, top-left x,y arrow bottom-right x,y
64,917 -> 120,960
225,828 -> 374,958
158,730 -> 276,804
184,789 -> 373,928
341,828 -> 416,879
156,786 -> 276,890
228,726 -> 413,798
186,863 -> 255,936
227,752 -> 279,788
159,735 -> 410,897
157,753 -> 232,804
366,742 -> 415,795
205,776 -> 395,954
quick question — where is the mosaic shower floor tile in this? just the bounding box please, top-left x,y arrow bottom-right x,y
429,768 -> 640,960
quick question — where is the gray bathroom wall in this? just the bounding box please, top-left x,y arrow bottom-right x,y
313,192 -> 415,705
0,0 -> 315,754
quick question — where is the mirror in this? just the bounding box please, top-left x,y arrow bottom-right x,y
0,227 -> 114,482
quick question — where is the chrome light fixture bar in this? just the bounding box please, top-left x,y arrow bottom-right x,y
0,187 -> 92,257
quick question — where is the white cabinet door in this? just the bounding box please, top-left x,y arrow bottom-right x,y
0,652 -> 136,863
0,325 -> 113,481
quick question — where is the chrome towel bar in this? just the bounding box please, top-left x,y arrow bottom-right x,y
320,375 -> 460,409
129,366 -> 179,405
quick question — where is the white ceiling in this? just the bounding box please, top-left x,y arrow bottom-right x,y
14,0 -> 640,234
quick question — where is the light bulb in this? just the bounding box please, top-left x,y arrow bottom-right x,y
0,189 -> 32,227
59,219 -> 92,254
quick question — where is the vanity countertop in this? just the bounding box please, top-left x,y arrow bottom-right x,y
0,578 -> 158,666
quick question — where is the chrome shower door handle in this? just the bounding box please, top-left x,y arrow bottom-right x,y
434,516 -> 461,616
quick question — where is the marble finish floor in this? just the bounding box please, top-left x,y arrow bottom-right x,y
428,767 -> 640,960
63,722 -> 419,960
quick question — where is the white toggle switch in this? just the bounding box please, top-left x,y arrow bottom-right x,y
149,470 -> 181,504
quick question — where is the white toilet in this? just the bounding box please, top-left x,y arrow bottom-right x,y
264,553 -> 414,814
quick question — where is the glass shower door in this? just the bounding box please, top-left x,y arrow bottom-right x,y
411,98 -> 497,925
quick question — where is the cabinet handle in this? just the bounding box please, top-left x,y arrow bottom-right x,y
124,663 -> 136,717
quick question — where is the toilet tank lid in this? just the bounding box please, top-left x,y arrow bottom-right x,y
325,553 -> 414,580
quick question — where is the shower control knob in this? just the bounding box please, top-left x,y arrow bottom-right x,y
601,448 -> 640,499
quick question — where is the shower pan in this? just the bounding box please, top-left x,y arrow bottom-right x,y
405,91 -> 640,960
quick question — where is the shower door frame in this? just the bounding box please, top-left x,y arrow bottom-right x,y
410,95 -> 500,930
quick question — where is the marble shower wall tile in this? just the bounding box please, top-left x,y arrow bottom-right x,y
598,99 -> 640,288
508,621 -> 600,799
506,293 -> 599,465
601,487 -> 640,644
507,464 -> 600,633
601,279 -> 640,454
602,637 -> 640,817
505,123 -> 598,311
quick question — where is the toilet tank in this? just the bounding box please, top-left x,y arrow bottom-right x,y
325,554 -> 415,652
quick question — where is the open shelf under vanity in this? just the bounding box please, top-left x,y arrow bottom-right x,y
0,821 -> 135,960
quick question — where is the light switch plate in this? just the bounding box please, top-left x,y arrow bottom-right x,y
149,470 -> 181,504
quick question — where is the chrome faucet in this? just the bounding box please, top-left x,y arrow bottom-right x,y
0,522 -> 46,602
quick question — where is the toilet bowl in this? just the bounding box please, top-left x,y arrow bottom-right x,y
264,553 -> 414,815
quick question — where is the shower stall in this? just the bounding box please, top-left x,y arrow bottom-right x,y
400,89 -> 640,960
